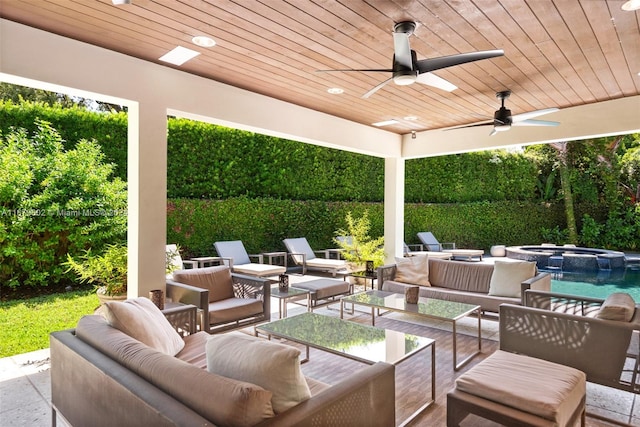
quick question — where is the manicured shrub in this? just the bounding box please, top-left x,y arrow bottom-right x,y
0,121 -> 127,290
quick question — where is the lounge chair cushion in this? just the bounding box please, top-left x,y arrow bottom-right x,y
173,265 -> 235,302
597,292 -> 636,322
102,297 -> 185,356
232,262 -> 286,277
394,255 -> 430,286
488,260 -> 536,298
305,257 -> 347,270
206,332 -> 311,413
208,297 -> 264,324
455,350 -> 586,426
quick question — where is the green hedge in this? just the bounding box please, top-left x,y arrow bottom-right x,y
167,197 -> 608,258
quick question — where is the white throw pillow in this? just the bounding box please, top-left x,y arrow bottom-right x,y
488,260 -> 536,298
206,332 -> 311,413
597,293 -> 636,322
103,297 -> 185,356
394,255 -> 430,286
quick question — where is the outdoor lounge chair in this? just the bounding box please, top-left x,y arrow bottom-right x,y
403,242 -> 453,259
500,290 -> 640,393
214,240 -> 286,278
417,232 -> 456,251
283,237 -> 348,277
166,244 -> 199,278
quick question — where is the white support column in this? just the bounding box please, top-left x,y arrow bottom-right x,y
383,157 -> 405,264
127,102 -> 167,298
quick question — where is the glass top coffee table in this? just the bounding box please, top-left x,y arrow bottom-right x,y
256,312 -> 435,427
340,290 -> 481,370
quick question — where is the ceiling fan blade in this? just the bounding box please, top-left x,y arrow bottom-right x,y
392,32 -> 413,69
512,107 -> 559,122
513,119 -> 560,127
444,121 -> 494,131
415,72 -> 457,92
415,49 -> 504,73
316,68 -> 393,73
489,128 -> 498,136
362,76 -> 394,99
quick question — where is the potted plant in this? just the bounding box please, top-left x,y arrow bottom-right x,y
64,243 -> 128,304
334,210 -> 385,278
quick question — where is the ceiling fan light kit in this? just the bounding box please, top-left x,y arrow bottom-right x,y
317,20 -> 503,98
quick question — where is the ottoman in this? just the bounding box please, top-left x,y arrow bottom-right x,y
294,279 -> 351,310
447,350 -> 586,427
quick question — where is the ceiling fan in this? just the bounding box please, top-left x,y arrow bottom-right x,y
451,90 -> 560,136
317,21 -> 504,98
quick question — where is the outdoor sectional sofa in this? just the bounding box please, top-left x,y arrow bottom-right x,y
50,298 -> 395,427
377,256 -> 551,313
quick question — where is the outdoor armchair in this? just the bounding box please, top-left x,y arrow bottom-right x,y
166,244 -> 198,272
499,290 -> 640,393
283,237 -> 347,277
166,265 -> 271,333
214,240 -> 286,278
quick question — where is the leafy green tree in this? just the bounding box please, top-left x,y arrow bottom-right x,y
0,120 -> 127,290
0,82 -> 125,112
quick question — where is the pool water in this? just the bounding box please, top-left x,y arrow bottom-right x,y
547,266 -> 640,301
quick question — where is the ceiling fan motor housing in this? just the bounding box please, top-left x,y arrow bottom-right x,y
494,107 -> 512,130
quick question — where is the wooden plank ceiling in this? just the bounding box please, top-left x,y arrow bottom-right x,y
1,0 -> 639,135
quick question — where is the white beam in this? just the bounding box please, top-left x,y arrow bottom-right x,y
383,157 -> 405,264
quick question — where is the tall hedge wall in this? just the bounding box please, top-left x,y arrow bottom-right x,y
167,197 -> 607,258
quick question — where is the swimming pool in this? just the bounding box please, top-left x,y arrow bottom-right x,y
546,266 -> 640,300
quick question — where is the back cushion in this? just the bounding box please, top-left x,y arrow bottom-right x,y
76,316 -> 275,427
428,258 -> 494,292
103,297 -> 185,356
173,266 -> 234,302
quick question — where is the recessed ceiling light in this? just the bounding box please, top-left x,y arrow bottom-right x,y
159,46 -> 200,66
372,119 -> 399,127
112,0 -> 131,4
192,36 -> 216,48
403,115 -> 418,121
327,87 -> 344,94
622,0 -> 640,10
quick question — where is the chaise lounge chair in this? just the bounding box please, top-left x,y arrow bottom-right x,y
403,242 -> 453,259
417,232 -> 484,261
214,240 -> 286,278
283,237 -> 348,277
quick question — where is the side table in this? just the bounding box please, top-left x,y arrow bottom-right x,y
262,251 -> 288,269
162,302 -> 203,335
341,271 -> 377,291
189,256 -> 224,268
270,287 -> 310,318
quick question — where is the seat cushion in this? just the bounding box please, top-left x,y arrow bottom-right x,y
455,350 -> 586,426
295,279 -> 350,300
206,332 -> 311,413
305,257 -> 347,270
102,297 -> 185,356
488,260 -> 536,298
173,265 -> 235,302
233,263 -> 286,277
394,255 -> 430,286
208,298 -> 264,324
175,331 -> 209,369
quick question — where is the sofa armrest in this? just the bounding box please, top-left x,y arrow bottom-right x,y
231,273 -> 271,322
254,362 -> 395,427
166,280 -> 209,329
519,272 -> 551,305
376,264 -> 397,290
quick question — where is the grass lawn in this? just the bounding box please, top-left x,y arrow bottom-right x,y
0,289 -> 99,358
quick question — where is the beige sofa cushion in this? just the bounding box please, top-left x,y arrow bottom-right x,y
394,255 -> 430,286
488,260 -> 536,298
597,292 -> 636,322
173,265 -> 234,302
456,350 -> 586,426
76,316 -> 275,427
103,297 -> 185,356
206,332 -> 311,413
